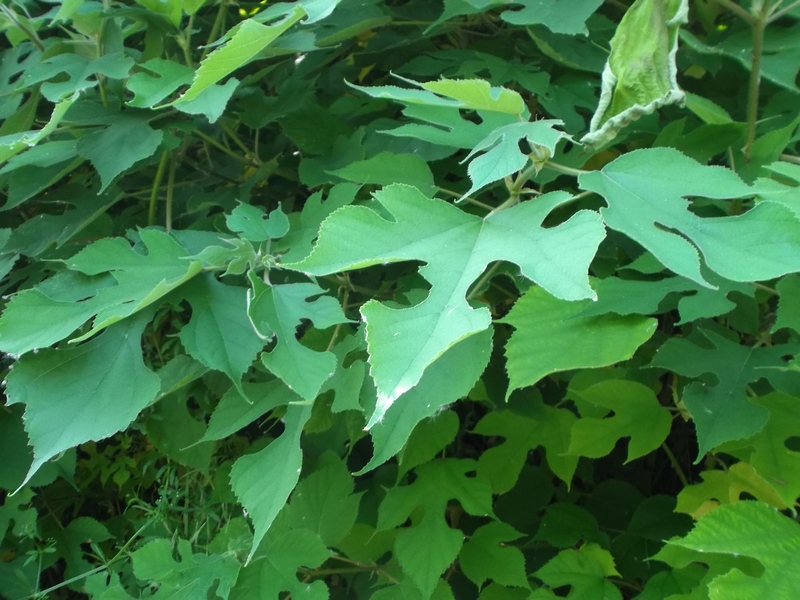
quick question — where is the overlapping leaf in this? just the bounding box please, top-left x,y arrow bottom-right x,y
5,312 -> 160,486
650,328 -> 800,458
579,148 -> 800,286
247,273 -> 350,400
502,286 -> 656,396
0,229 -> 202,355
290,185 -> 604,425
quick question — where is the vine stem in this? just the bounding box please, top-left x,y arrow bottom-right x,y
147,152 -> 169,226
712,0 -> 755,23
744,0 -> 773,161
22,516 -> 158,600
543,161 -> 589,177
661,442 -> 689,487
768,0 -> 800,22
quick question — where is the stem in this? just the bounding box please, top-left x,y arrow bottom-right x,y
744,0 -> 773,161
0,5 -> 45,51
768,0 -> 800,22
437,186 -> 494,210
23,517 -> 157,600
202,0 -> 228,60
221,122 -> 257,160
711,0 -> 756,23
192,129 -> 258,165
466,262 -> 501,300
780,153 -> 800,165
148,152 -> 170,226
165,153 -> 178,232
543,161 -> 589,177
661,442 -> 690,487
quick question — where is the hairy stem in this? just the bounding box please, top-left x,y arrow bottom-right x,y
744,0 -> 773,161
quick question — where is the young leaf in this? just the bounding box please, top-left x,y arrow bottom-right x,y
180,275 -> 264,391
289,186 -> 604,425
650,328 -> 799,459
579,148 -> 800,286
566,379 -> 672,462
226,203 -> 289,242
461,120 -> 570,199
582,0 -> 688,147
502,286 -> 656,397
230,404 -> 311,562
664,501 -> 800,600
247,274 -> 351,401
5,312 -> 160,487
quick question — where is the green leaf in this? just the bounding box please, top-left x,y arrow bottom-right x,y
145,394 -> 214,472
582,0 -> 688,147
275,183 -> 359,263
502,286 -> 656,396
722,392 -> 800,508
774,274 -> 800,333
227,203 -> 289,242
500,0 -> 603,35
231,528 -> 330,599
460,522 -> 529,589
174,78 -> 239,123
0,229 -> 202,355
361,328 -> 492,474
76,114 -> 164,191
566,379 -> 672,462
330,152 -> 436,195
665,501 -> 800,600
582,274 -> 752,325
395,514 -> 462,600
178,10 -> 305,104
475,399 -> 579,491
534,544 -> 622,600
126,58 -> 194,108
398,410 -> 459,478
247,274 -> 350,400
461,120 -> 570,199
5,312 -> 160,487
131,537 -> 240,599
180,276 -> 264,390
230,404 -> 312,562
22,53 -> 133,102
290,186 -> 604,425
286,459 -> 362,547
650,328 -> 799,458
0,93 -> 77,166
379,459 -> 494,599
579,148 -> 800,286
200,380 -> 301,443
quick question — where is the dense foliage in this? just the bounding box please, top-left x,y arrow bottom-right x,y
1,0 -> 800,597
